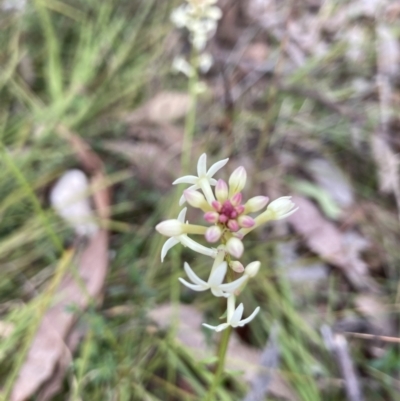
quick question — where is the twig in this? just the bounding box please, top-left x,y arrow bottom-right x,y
321,325 -> 365,401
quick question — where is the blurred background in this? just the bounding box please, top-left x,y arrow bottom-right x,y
0,0 -> 399,400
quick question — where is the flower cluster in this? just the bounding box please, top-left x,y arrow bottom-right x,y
156,154 -> 298,332
171,0 -> 222,77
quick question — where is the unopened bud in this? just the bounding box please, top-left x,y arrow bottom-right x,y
244,196 -> 269,213
227,220 -> 239,232
204,211 -> 219,223
215,179 -> 228,202
238,215 -> 255,228
205,225 -> 223,243
184,190 -> 211,211
229,166 -> 247,196
226,237 -> 244,258
245,261 -> 260,278
267,196 -> 298,220
156,220 -> 183,236
230,261 -> 244,273
230,192 -> 242,206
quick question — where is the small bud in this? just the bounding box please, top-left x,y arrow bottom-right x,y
184,190 -> 210,211
238,215 -> 255,228
230,261 -> 244,273
244,196 -> 269,213
227,220 -> 239,232
215,179 -> 228,202
267,196 -> 298,220
226,237 -> 244,258
219,214 -> 228,223
204,211 -> 219,223
211,200 -> 222,212
245,261 -> 260,278
156,219 -> 183,236
205,225 -> 223,243
230,192 -> 242,206
229,166 -> 247,196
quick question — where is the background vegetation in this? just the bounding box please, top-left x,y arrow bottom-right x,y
0,0 -> 399,400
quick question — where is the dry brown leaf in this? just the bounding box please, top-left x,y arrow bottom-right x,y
11,133 -> 111,401
11,231 -> 109,401
124,92 -> 191,124
149,304 -> 296,400
288,196 -> 378,292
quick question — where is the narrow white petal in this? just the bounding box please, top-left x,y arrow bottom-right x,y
178,278 -> 207,292
275,207 -> 299,220
218,275 -> 248,292
177,207 -> 187,223
215,323 -> 230,332
202,323 -> 229,332
209,178 -> 217,186
197,153 -> 207,176
230,303 -> 244,326
161,237 -> 180,262
211,287 -> 226,297
180,235 -> 217,258
173,175 -> 199,185
184,262 -> 208,286
208,262 -> 227,286
206,158 -> 229,178
237,306 -> 260,327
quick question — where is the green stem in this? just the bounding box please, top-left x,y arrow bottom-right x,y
181,58 -> 199,175
204,326 -> 233,401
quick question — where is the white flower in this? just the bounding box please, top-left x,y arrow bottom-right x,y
50,169 -> 98,237
172,56 -> 195,77
158,208 -> 217,262
203,295 -> 260,332
198,53 -> 213,73
239,196 -> 298,237
173,153 -> 229,205
179,261 -> 249,298
266,196 -> 298,220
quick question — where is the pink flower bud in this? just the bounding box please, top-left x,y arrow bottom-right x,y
215,179 -> 228,202
226,237 -> 244,258
230,261 -> 244,273
229,166 -> 247,195
211,200 -> 222,212
219,214 -> 228,223
204,211 -> 219,223
230,192 -> 242,206
227,219 -> 239,232
235,205 -> 245,214
156,219 -> 183,236
238,215 -> 255,228
244,196 -> 269,213
205,225 -> 222,243
245,261 -> 260,278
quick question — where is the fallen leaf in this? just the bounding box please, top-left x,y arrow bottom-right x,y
11,133 -> 111,401
124,92 -> 191,124
288,196 -> 378,292
306,158 -> 354,209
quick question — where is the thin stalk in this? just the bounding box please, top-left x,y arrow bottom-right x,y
204,326 -> 232,401
181,59 -> 199,175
